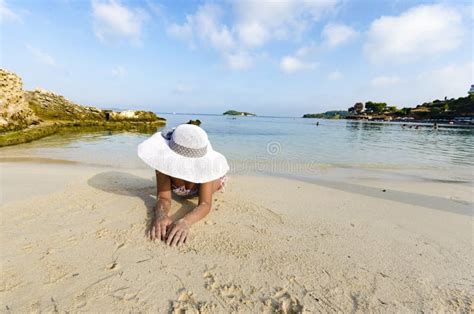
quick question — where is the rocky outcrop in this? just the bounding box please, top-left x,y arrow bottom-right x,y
0,68 -> 166,147
107,110 -> 161,122
0,70 -> 39,132
186,119 -> 202,126
25,89 -> 106,121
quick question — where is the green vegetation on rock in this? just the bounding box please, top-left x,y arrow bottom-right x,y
345,94 -> 473,121
223,110 -> 256,116
410,95 -> 473,119
302,110 -> 349,119
0,68 -> 166,147
302,92 -> 473,123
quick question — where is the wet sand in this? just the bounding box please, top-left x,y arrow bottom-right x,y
0,160 -> 473,312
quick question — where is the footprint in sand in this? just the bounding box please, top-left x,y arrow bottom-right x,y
202,271 -> 306,313
202,272 -> 254,310
171,290 -> 216,314
261,289 -> 304,313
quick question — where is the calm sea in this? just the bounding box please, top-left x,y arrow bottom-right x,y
2,114 -> 473,181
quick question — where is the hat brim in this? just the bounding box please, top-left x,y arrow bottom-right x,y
137,131 -> 229,183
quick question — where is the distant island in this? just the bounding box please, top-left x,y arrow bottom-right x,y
303,86 -> 474,124
223,110 -> 256,116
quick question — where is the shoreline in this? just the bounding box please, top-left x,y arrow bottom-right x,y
303,117 -> 474,128
1,160 -> 472,312
1,154 -> 473,183
1,153 -> 473,184
0,120 -> 165,148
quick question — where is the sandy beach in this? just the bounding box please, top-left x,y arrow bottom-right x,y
2,0 -> 474,311
0,158 -> 472,312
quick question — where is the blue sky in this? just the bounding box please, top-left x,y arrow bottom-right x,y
1,0 -> 472,116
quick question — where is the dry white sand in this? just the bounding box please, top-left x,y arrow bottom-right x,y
0,160 -> 473,312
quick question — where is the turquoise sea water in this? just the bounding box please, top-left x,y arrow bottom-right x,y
1,114 -> 473,181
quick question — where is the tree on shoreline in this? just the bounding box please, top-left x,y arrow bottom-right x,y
365,101 -> 387,114
306,90 -> 473,120
354,102 -> 364,113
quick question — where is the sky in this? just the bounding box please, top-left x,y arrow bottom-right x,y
1,0 -> 473,116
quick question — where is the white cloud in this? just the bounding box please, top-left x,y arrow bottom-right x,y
280,42 -> 319,74
193,4 -> 234,51
328,71 -> 343,80
235,21 -> 268,48
295,42 -> 318,58
0,0 -> 20,22
417,62 -> 473,99
26,45 -> 56,67
167,19 -> 193,43
234,0 -> 340,47
365,4 -> 463,63
280,55 -> 317,73
166,1 -> 340,70
225,51 -> 253,70
322,23 -> 358,47
358,61 -> 472,107
91,0 -> 147,44
168,4 -> 252,70
111,65 -> 125,78
167,4 -> 234,52
370,76 -> 400,87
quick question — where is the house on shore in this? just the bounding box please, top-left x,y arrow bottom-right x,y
469,85 -> 474,95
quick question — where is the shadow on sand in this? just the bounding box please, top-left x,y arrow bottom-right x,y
87,171 -> 197,234
289,175 -> 473,216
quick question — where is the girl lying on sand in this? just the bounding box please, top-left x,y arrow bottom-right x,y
138,124 -> 229,246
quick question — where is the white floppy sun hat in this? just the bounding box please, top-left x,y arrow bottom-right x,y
137,124 -> 229,183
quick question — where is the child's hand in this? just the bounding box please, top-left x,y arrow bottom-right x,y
150,214 -> 173,241
166,219 -> 190,246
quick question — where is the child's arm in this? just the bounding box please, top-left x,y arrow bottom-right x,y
150,170 -> 173,241
166,181 -> 213,246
